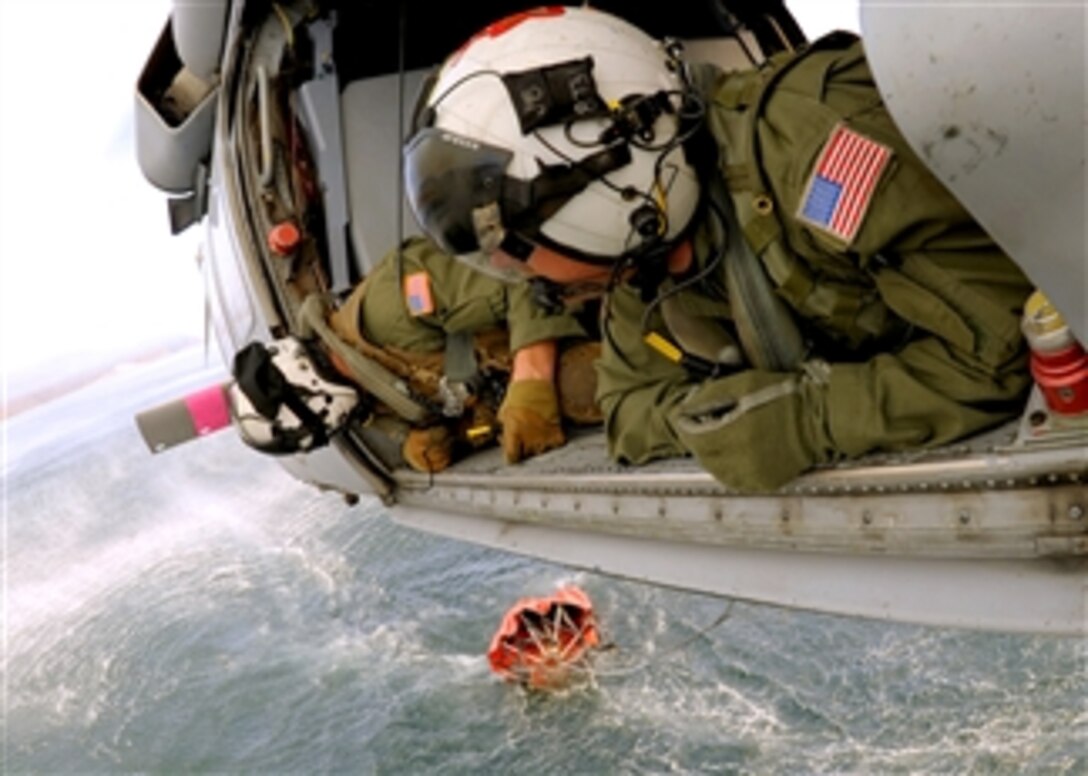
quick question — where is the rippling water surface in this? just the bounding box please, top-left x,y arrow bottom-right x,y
5,357 -> 1086,773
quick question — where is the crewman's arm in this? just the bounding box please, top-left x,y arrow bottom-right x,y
362,237 -> 508,351
594,284 -> 696,464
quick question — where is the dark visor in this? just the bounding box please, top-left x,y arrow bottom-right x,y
403,128 -> 513,256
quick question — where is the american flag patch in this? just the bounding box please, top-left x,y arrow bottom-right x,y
797,124 -> 892,245
403,271 -> 435,316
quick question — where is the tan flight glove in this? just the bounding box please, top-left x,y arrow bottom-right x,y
402,425 -> 454,473
498,379 -> 566,463
498,341 -> 566,463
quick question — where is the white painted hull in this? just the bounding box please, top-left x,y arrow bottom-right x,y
387,429 -> 1087,635
393,507 -> 1087,635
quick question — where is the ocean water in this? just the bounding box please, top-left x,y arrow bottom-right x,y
5,352 -> 1086,774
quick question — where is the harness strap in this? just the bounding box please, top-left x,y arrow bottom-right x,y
709,176 -> 807,371
443,330 -> 478,384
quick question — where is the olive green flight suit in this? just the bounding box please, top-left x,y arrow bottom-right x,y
362,236 -> 586,353
595,35 -> 1033,491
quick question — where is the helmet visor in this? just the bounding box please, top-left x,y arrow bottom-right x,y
403,128 -> 513,255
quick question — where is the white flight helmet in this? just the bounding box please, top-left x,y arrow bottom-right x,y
403,6 -> 703,281
229,338 -> 358,455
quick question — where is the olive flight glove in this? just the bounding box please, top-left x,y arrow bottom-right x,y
669,366 -> 836,492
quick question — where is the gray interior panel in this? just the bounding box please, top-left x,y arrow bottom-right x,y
340,71 -> 426,276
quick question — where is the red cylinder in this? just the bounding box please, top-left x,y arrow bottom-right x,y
268,222 -> 301,257
1030,342 -> 1088,416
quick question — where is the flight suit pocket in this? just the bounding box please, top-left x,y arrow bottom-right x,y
873,264 -> 976,355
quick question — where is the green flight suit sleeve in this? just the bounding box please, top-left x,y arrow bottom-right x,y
595,284 -> 695,464
597,37 -> 1033,491
505,283 -> 588,352
761,40 -> 1033,459
362,238 -> 506,351
362,237 -> 586,352
823,228 -> 1032,459
686,39 -> 1031,490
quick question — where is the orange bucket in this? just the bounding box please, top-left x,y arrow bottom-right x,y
487,585 -> 601,689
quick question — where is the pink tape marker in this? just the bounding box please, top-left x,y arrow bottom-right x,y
184,384 -> 232,436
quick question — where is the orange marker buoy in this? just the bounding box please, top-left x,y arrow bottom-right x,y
487,585 -> 601,689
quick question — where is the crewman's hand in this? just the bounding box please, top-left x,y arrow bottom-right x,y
402,425 -> 454,473
669,367 -> 834,492
498,379 -> 566,463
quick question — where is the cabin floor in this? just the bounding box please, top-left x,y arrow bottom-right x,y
406,400 -> 1080,496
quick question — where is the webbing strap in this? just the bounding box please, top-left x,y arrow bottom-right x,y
443,331 -> 478,383
707,177 -> 806,371
301,294 -> 432,423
